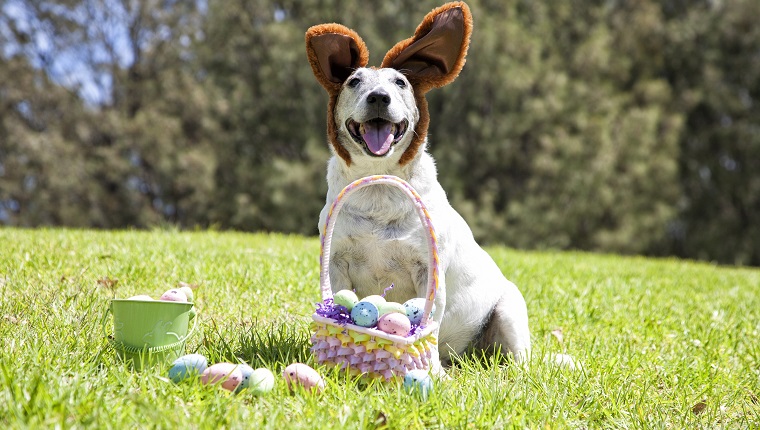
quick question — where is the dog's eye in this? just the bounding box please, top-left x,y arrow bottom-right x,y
347,78 -> 361,88
395,78 -> 406,88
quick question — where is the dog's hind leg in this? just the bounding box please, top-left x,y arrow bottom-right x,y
478,282 -> 532,363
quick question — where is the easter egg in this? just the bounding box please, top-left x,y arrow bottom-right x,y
361,295 -> 386,307
403,369 -> 434,400
178,285 -> 194,302
249,368 -> 276,395
333,289 -> 359,310
168,353 -> 208,383
201,363 -> 244,392
350,301 -> 379,327
404,298 -> 435,325
377,312 -> 412,336
127,295 -> 153,301
282,363 -> 325,393
159,288 -> 188,302
235,364 -> 255,393
377,301 -> 406,316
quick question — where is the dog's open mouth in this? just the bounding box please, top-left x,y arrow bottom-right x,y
346,118 -> 409,157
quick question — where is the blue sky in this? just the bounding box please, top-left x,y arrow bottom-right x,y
1,0 -> 141,105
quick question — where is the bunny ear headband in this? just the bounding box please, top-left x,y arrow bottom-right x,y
305,2 -> 473,166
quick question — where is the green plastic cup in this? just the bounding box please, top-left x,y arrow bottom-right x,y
104,299 -> 197,371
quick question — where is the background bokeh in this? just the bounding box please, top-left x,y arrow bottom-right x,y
1,0 -> 758,265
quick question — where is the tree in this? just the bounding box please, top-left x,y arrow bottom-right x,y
663,0 -> 760,265
1,0 -> 759,266
429,0 -> 682,256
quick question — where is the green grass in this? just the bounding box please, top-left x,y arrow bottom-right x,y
1,228 -> 758,429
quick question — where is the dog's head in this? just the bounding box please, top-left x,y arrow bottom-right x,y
306,2 -> 472,167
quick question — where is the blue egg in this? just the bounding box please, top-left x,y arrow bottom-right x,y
235,364 -> 255,393
403,298 -> 435,325
350,301 -> 379,327
403,369 -> 433,400
168,353 -> 208,383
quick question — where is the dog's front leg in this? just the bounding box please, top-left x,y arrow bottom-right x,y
326,251 -> 354,293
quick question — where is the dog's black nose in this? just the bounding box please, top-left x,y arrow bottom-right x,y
366,90 -> 391,105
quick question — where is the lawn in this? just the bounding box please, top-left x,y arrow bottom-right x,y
1,228 -> 758,429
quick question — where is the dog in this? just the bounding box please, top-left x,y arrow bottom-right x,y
306,2 -> 531,371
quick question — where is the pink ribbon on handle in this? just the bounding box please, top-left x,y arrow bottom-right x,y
319,175 -> 440,327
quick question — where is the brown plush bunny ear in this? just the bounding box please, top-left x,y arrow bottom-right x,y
381,2 -> 472,93
306,24 -> 369,94
305,24 -> 369,165
382,2 -> 472,166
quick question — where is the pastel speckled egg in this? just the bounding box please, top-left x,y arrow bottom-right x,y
178,285 -> 195,302
159,288 -> 188,302
235,364 -> 255,393
403,298 -> 435,325
361,295 -> 386,307
377,301 -> 406,316
235,365 -> 275,395
333,289 -> 359,310
403,369 -> 434,400
350,301 -> 379,327
201,363 -> 244,392
283,363 -> 325,393
248,368 -> 276,395
168,353 -> 208,383
377,312 -> 412,336
127,295 -> 153,301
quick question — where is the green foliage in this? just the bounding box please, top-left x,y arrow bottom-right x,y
1,228 -> 758,428
435,0 -> 682,256
1,0 -> 759,264
662,0 -> 760,265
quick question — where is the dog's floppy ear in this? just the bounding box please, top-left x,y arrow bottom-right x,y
306,24 -> 369,93
381,2 -> 472,93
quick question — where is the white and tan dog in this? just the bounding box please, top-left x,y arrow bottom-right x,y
306,2 -> 530,370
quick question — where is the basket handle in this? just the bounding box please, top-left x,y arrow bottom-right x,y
320,175 -> 439,326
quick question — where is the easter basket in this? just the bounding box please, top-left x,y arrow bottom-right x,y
311,175 -> 439,381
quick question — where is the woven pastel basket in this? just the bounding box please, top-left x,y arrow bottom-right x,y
311,175 -> 440,381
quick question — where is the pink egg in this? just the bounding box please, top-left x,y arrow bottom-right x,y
377,312 -> 412,337
201,363 -> 244,392
159,288 -> 188,302
282,363 -> 325,393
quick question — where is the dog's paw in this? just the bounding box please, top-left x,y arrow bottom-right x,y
430,364 -> 451,381
548,353 -> 583,371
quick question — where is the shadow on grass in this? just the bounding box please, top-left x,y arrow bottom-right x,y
200,318 -> 313,369
448,345 -> 514,370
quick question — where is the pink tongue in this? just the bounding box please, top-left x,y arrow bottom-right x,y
362,122 -> 394,155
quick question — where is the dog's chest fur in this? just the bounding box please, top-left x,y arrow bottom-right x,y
324,183 -> 432,303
